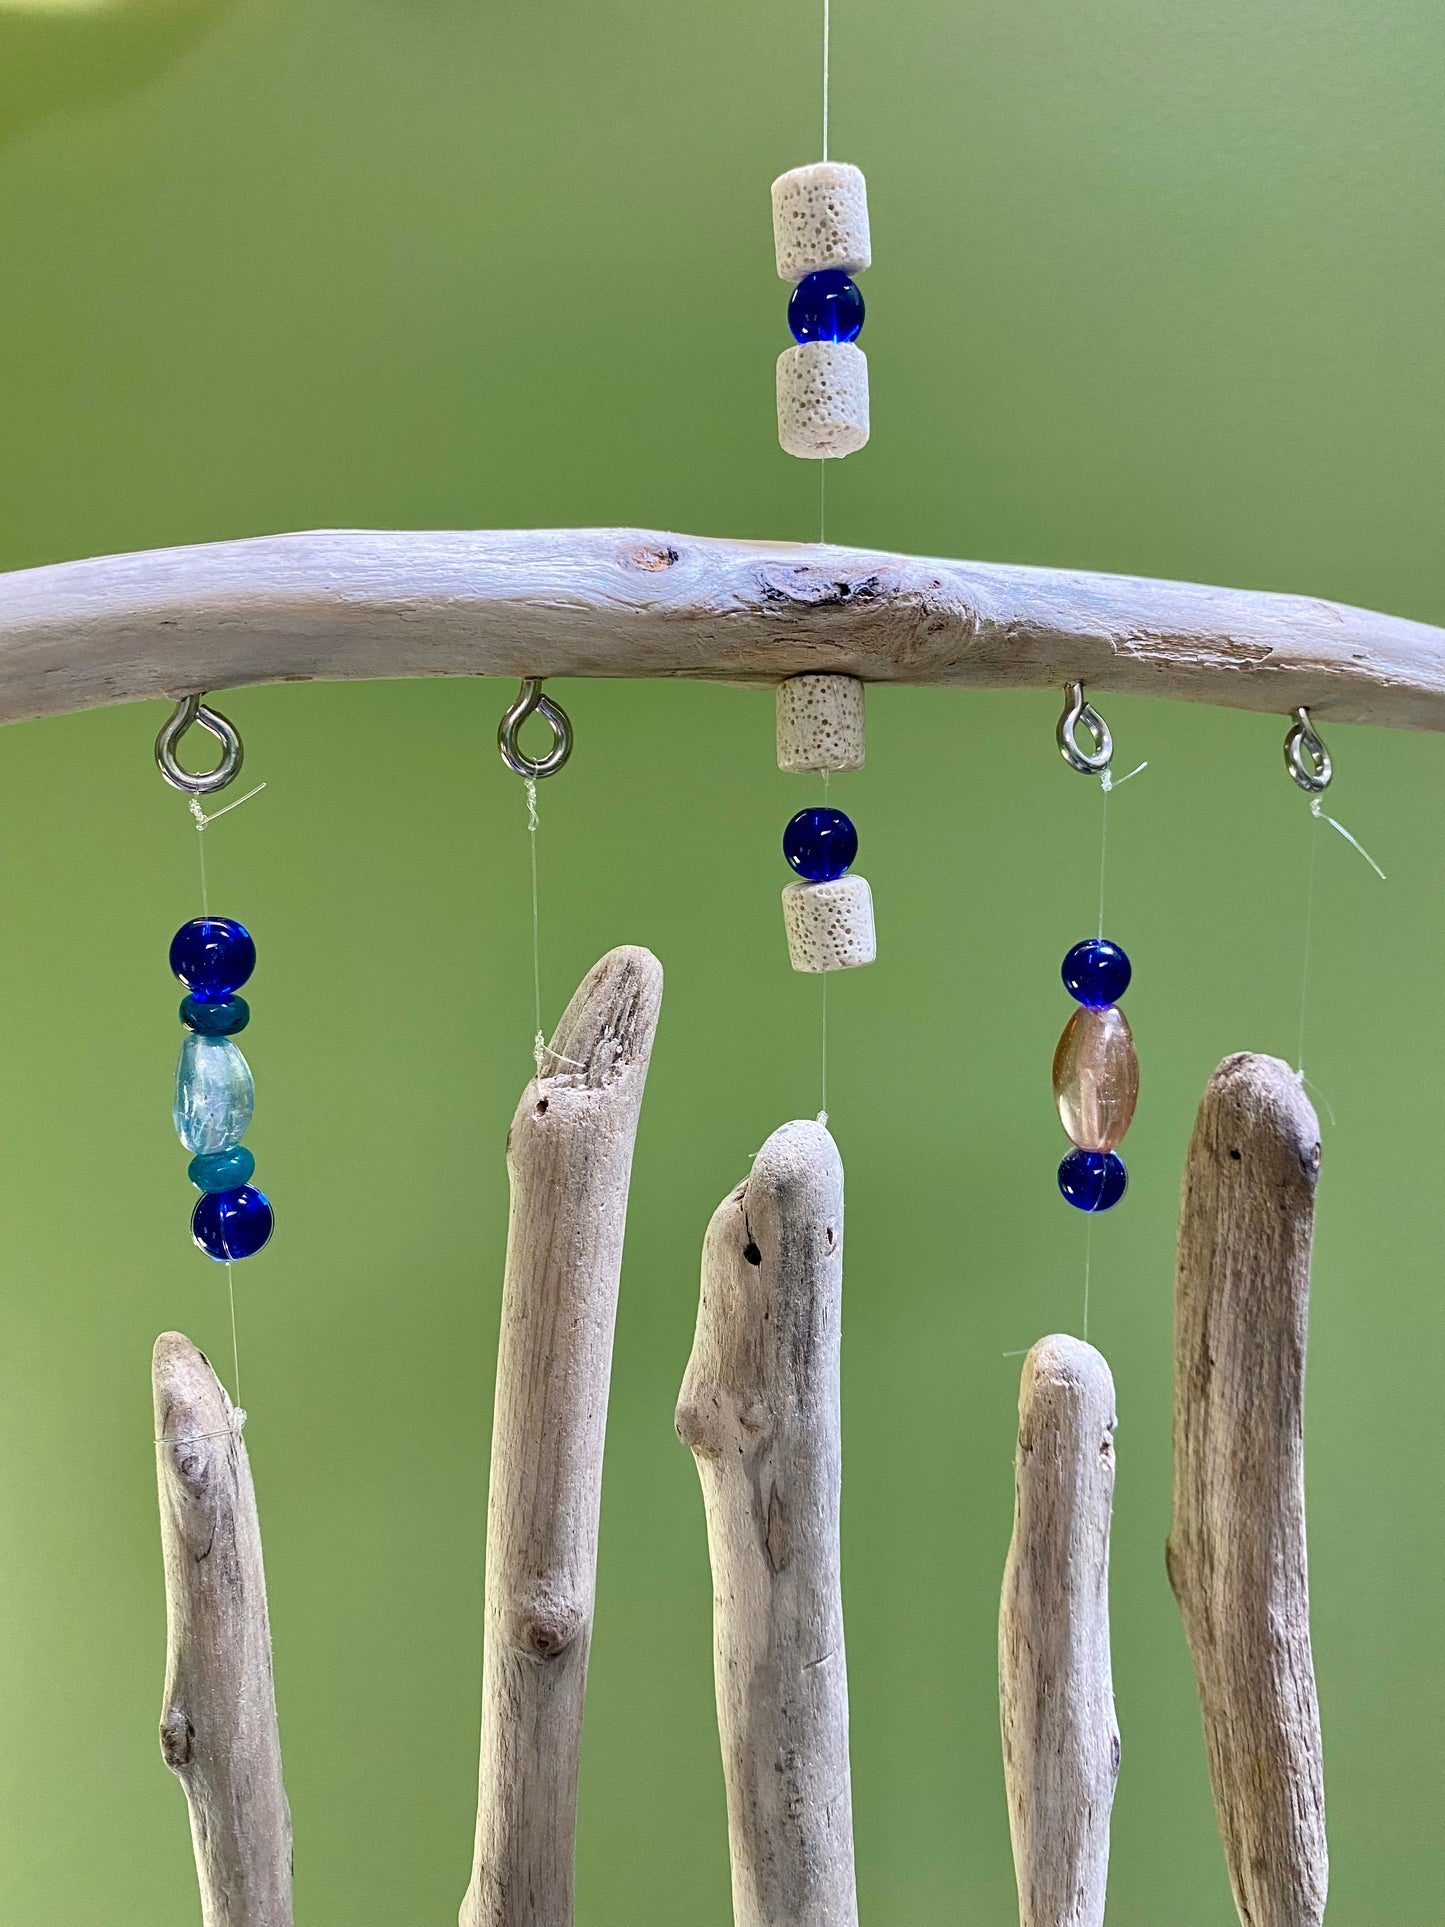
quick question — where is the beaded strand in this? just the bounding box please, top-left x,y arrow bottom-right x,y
1053,938 -> 1137,1212
170,917 -> 274,1260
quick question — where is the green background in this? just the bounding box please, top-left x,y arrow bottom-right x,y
0,0 -> 1441,1920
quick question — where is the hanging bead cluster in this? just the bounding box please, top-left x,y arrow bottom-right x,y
772,163 -> 872,459
775,675 -> 877,972
1053,938 -> 1138,1212
171,917 -> 275,1260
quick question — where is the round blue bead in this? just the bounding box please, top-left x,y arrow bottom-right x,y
188,1146 -> 257,1194
191,1185 -> 274,1261
783,807 -> 858,882
787,269 -> 865,345
180,994 -> 250,1036
1061,938 -> 1131,1008
1058,1149 -> 1128,1213
171,918 -> 256,1004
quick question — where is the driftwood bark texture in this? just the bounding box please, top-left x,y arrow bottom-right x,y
676,1119 -> 858,1927
2,526 -> 1444,727
461,945 -> 664,1927
1168,1053 -> 1327,1927
153,1332 -> 292,1927
999,1335 -> 1119,1927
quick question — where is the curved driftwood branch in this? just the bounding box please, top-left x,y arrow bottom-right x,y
1167,1053 -> 1326,1927
153,1331 -> 292,1927
1,527 -> 1443,727
462,945 -> 664,1927
676,1119 -> 857,1927
999,1334 -> 1119,1927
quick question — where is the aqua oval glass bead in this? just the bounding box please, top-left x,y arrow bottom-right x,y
180,994 -> 250,1036
188,1146 -> 256,1193
173,1033 -> 254,1155
192,1185 -> 274,1261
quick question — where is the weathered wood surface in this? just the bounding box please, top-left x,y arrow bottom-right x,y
1,526 -> 1444,727
999,1335 -> 1119,1927
676,1120 -> 858,1927
1167,1053 -> 1327,1927
462,945 -> 664,1927
153,1332 -> 292,1927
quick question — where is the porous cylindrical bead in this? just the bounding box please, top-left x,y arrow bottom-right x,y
776,674 -> 866,772
777,341 -> 869,459
781,874 -> 876,973
772,162 -> 871,281
1053,1006 -> 1139,1152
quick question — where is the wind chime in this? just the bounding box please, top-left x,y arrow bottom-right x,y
0,3 -> 1410,1924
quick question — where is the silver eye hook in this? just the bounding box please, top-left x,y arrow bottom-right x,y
1284,706 -> 1332,794
1057,681 -> 1113,775
499,678 -> 573,779
155,694 -> 244,796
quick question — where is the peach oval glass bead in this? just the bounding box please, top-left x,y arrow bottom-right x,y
1052,1005 -> 1139,1152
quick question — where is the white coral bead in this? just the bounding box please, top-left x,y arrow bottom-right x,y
777,342 -> 869,459
772,162 -> 871,281
782,875 -> 877,973
776,674 -> 866,773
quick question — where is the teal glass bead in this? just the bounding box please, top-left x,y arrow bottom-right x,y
180,994 -> 250,1036
188,1146 -> 256,1193
173,1033 -> 254,1155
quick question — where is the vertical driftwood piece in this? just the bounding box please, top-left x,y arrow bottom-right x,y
462,945 -> 664,1927
153,1331 -> 292,1927
999,1335 -> 1119,1927
1168,1052 -> 1326,1927
675,1119 -> 858,1927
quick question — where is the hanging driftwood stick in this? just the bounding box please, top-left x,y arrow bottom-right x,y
153,1331 -> 292,1927
999,1334 -> 1119,1927
1168,1053 -> 1326,1927
676,1119 -> 858,1927
462,945 -> 664,1927
1,527 -> 1444,727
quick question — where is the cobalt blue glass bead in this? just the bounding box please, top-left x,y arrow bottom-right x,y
787,269 -> 865,345
783,807 -> 858,882
191,1185 -> 274,1261
188,1146 -> 257,1194
1061,937 -> 1131,1009
180,994 -> 250,1036
171,918 -> 256,1004
1057,1148 -> 1128,1213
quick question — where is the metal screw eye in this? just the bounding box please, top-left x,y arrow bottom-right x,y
155,694 -> 244,796
499,678 -> 573,780
1057,681 -> 1113,775
1284,706 -> 1332,794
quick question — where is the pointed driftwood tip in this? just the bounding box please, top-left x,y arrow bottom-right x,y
1020,1335 -> 1117,1428
744,1118 -> 844,1222
546,944 -> 663,1089
752,1117 -> 840,1177
1201,1052 -> 1321,1185
152,1331 -> 230,1437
